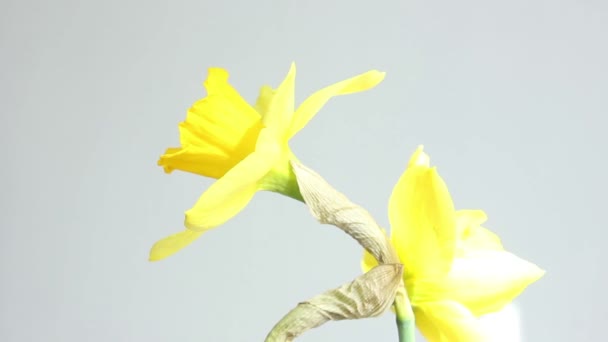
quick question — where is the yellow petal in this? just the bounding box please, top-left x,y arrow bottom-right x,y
461,226 -> 503,254
159,67 -> 263,178
255,85 -> 276,117
288,70 -> 385,139
409,250 -> 544,316
415,300 -> 488,342
455,210 -> 487,237
262,63 -> 295,138
184,128 -> 282,232
149,229 -> 203,261
361,248 -> 379,273
455,210 -> 503,255
389,147 -> 456,278
408,145 -> 430,168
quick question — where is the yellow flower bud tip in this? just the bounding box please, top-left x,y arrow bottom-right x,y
408,145 -> 430,168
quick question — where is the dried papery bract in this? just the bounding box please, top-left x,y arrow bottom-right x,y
265,264 -> 403,342
290,160 -> 399,265
290,160 -> 416,341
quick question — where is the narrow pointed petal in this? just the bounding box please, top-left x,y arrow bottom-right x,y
415,301 -> 488,342
410,251 -> 544,316
262,63 -> 295,137
149,230 -> 203,261
288,70 -> 385,139
184,128 -> 281,232
389,147 -> 456,278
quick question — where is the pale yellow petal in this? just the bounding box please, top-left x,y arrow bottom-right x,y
455,210 -> 503,255
361,249 -> 379,273
389,147 -> 456,278
409,251 -> 544,316
455,210 -> 487,237
288,70 -> 385,139
149,230 -> 203,261
255,85 -> 276,117
415,300 -> 488,342
460,226 -> 503,253
262,63 -> 295,138
408,145 -> 430,168
184,128 -> 282,232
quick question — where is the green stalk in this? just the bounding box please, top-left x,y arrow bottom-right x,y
394,285 -> 416,342
396,316 -> 416,342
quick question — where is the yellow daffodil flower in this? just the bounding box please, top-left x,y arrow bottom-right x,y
363,146 -> 544,341
150,63 -> 385,261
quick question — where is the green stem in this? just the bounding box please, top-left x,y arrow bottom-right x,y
396,316 -> 416,342
394,285 -> 416,342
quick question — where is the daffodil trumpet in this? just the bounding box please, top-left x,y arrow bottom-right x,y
149,64 -> 385,261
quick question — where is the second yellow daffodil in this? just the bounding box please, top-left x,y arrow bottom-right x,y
150,64 -> 385,261
363,146 -> 544,341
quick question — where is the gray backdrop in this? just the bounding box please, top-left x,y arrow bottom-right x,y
2,0 -> 606,341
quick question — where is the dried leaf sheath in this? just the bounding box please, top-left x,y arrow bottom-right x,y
265,264 -> 403,342
290,160 -> 399,265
